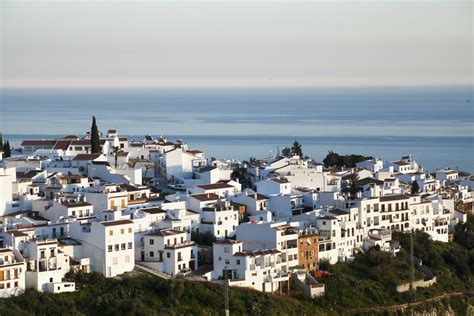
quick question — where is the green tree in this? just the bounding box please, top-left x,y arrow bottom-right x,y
281,147 -> 291,157
3,140 -> 11,158
90,116 -> 100,154
322,151 -> 372,168
0,133 -> 3,151
323,150 -> 339,167
248,156 -> 257,165
343,173 -> 361,198
291,140 -> 303,157
411,180 -> 420,194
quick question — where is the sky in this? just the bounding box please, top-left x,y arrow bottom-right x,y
0,0 -> 472,88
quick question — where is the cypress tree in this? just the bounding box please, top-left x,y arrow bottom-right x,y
3,140 -> 11,158
91,116 -> 100,154
411,180 -> 420,194
0,133 -> 3,151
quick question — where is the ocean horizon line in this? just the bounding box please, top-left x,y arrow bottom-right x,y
0,84 -> 472,91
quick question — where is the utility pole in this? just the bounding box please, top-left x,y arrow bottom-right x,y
224,268 -> 230,316
409,228 -> 416,314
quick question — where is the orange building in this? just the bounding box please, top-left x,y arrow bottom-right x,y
298,229 -> 318,271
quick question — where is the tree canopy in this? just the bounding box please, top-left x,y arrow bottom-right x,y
291,140 -> 303,157
280,140 -> 304,158
2,140 -> 11,158
90,116 -> 100,154
411,180 -> 420,194
322,151 -> 372,168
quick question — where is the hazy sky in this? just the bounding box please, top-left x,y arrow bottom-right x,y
0,0 -> 472,88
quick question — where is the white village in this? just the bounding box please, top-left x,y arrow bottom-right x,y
0,119 -> 471,299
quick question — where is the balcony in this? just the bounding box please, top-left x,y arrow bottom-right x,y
164,241 -> 195,249
265,272 -> 289,282
434,220 -> 448,227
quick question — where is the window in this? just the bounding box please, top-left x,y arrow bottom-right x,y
114,244 -> 119,251
166,252 -> 170,258
225,259 -> 230,264
224,247 -> 230,253
128,228 -> 132,233
109,230 -> 113,236
50,278 -> 53,282
218,257 -> 222,261
121,243 -> 126,250
121,229 -> 125,234
128,242 -> 132,249
236,259 -> 241,265
112,257 -> 118,265
149,252 -> 154,257
149,239 -> 154,245
108,245 -> 113,252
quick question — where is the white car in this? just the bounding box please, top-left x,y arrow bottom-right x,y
174,184 -> 186,191
176,268 -> 192,277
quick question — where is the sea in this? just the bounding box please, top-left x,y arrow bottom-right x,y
0,86 -> 473,173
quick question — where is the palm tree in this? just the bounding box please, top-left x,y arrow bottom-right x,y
143,163 -> 154,181
343,173 -> 361,198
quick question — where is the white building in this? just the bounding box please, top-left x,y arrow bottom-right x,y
143,228 -> 197,275
235,222 -> 299,270
70,219 -> 134,277
210,239 -> 289,293
20,239 -> 74,293
0,248 -> 26,297
160,147 -> 206,181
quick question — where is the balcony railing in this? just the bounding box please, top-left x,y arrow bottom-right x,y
164,241 -> 195,249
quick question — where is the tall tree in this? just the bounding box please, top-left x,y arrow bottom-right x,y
90,116 -> 100,154
291,140 -> 303,157
411,180 -> 420,194
3,140 -> 11,158
0,133 -> 3,151
343,173 -> 361,198
323,151 -> 339,167
281,147 -> 291,157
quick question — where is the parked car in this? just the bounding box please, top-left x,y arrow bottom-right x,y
176,268 -> 192,277
174,183 -> 186,191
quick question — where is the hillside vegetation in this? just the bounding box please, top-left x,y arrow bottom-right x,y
0,217 -> 472,315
